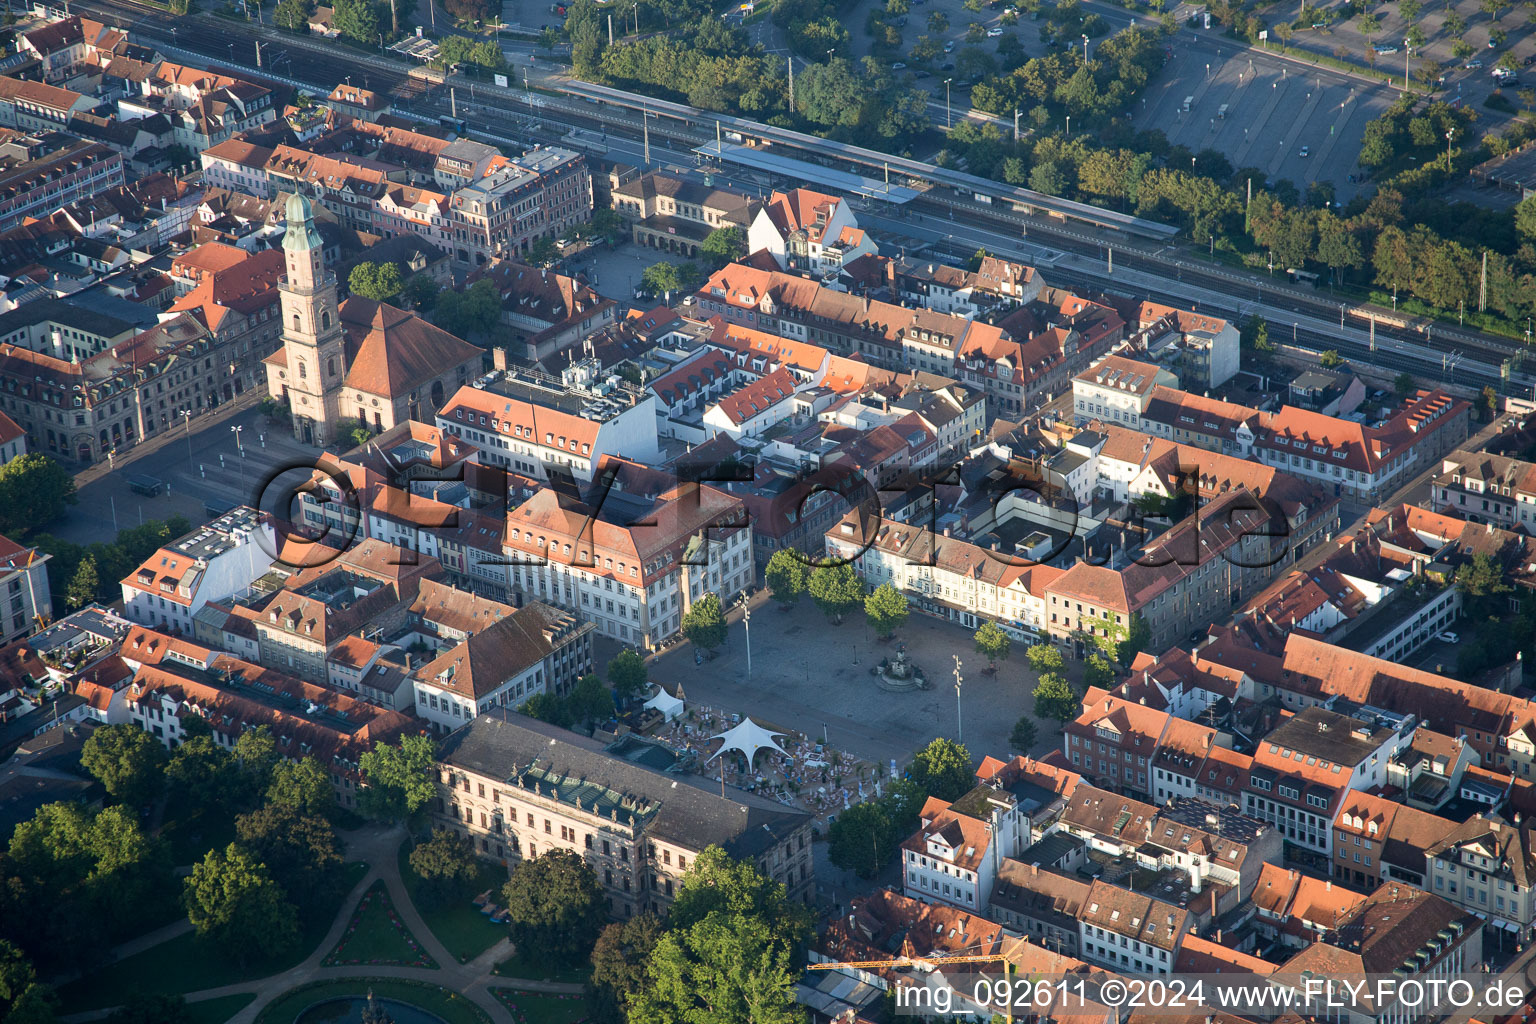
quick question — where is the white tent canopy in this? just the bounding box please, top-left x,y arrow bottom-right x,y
707,717 -> 789,768
642,687 -> 685,721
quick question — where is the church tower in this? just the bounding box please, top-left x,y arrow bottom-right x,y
279,194 -> 345,447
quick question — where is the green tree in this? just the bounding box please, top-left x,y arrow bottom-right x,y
640,261 -> 683,297
184,844 -> 298,964
606,649 -> 649,704
1009,715 -> 1037,752
681,592 -> 728,651
1025,642 -> 1064,675
357,734 -> 436,823
567,674 -> 615,729
347,261 -> 404,301
0,943 -> 53,1024
502,850 -> 606,964
539,24 -> 560,53
909,737 -> 973,801
266,758 -> 336,817
65,555 -> 97,610
1456,551 -> 1510,602
764,549 -> 809,608
274,0 -> 313,30
233,804 -> 341,899
166,735 -> 239,814
233,726 -> 280,801
1242,315 -> 1273,352
826,799 -> 893,878
928,9 -> 948,30
79,724 -> 166,807
0,455 -> 77,537
1114,612 -> 1150,666
520,692 -> 571,727
630,847 -> 810,1024
1515,195 -> 1536,244
407,828 -> 481,906
973,620 -> 1011,670
1319,349 -> 1343,368
1084,653 -> 1117,689
526,237 -> 559,267
1033,672 -> 1078,722
1394,372 -> 1417,398
433,279 -> 502,340
332,0 -> 380,44
699,226 -> 747,268
808,562 -> 864,623
863,583 -> 908,638
1355,10 -> 1379,35
402,274 -> 440,311
589,914 -> 663,1024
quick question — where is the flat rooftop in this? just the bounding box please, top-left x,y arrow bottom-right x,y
169,507 -> 260,561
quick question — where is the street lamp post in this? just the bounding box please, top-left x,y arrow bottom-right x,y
945,79 -> 953,129
952,655 -> 963,744
1446,129 -> 1454,168
742,599 -> 752,677
1293,321 -> 1299,344
231,424 -> 246,497
179,409 -> 194,467
1405,42 -> 1410,90
1081,33 -> 1088,65
1065,114 -> 1070,138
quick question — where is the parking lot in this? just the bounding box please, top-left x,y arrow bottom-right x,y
1134,31 -> 1398,200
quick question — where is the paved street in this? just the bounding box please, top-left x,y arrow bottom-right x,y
54,406 -> 328,547
636,590 -> 1071,770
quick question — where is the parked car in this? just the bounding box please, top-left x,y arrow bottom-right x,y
940,61 -> 954,70
943,40 -> 955,51
1437,631 -> 1460,644
891,61 -> 907,69
1523,53 -> 1536,66
986,25 -> 1003,36
1299,145 -> 1310,157
1464,59 -> 1483,68
1373,44 -> 1397,54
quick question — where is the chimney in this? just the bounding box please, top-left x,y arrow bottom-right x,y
492,346 -> 509,371
1325,880 -> 1331,891
405,652 -> 412,669
1031,862 -> 1039,876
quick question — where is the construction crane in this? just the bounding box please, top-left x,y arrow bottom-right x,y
808,952 -> 1020,1023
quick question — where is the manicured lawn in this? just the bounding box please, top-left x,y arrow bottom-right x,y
396,840 -> 507,963
58,862 -> 369,1013
491,988 -> 588,1024
186,994 -> 257,1024
323,881 -> 436,968
493,952 -> 589,986
254,979 -> 490,1024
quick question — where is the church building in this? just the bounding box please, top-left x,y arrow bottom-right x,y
264,194 -> 484,447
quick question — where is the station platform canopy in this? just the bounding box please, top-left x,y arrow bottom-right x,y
693,141 -> 923,205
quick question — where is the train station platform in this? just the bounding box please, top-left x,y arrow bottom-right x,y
693,141 -> 923,205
